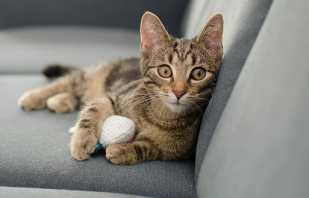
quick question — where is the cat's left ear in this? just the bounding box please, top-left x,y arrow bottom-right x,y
140,11 -> 170,57
197,14 -> 223,50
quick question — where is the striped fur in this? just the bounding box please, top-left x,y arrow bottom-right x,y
18,12 -> 223,165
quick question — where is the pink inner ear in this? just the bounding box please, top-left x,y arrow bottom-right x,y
199,15 -> 223,49
141,41 -> 152,53
206,30 -> 222,48
140,32 -> 153,55
140,26 -> 151,50
140,16 -> 154,53
140,12 -> 169,54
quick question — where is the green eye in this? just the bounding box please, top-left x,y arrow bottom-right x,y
191,67 -> 206,81
157,65 -> 172,78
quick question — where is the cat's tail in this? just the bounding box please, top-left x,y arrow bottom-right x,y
42,64 -> 79,79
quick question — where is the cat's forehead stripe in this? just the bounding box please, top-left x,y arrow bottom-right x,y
171,39 -> 195,64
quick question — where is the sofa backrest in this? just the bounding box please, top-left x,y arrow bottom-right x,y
182,0 -> 209,38
197,0 -> 309,197
182,0 -> 273,181
0,0 -> 188,36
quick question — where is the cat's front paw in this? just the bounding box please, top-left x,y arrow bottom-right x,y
18,90 -> 46,111
106,144 -> 138,165
70,129 -> 98,161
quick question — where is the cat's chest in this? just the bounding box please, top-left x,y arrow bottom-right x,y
117,101 -> 199,135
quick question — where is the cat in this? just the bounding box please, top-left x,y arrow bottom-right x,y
18,11 -> 223,165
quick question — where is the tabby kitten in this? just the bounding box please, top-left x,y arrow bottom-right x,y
18,12 -> 223,165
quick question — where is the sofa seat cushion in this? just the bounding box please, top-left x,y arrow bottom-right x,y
0,187 -> 148,198
0,27 -> 140,74
0,75 -> 196,198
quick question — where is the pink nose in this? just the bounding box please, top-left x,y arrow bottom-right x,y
172,82 -> 187,99
173,89 -> 186,99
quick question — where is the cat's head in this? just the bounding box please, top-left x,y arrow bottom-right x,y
140,11 -> 223,113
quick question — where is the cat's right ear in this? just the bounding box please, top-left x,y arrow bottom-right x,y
140,11 -> 170,57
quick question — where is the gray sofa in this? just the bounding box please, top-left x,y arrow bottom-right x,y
1,0 -> 309,198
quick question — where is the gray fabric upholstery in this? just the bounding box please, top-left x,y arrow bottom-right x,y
0,187 -> 147,198
194,0 -> 273,179
0,0 -> 188,36
197,0 -> 309,197
182,0 -> 208,36
0,27 -> 140,74
0,75 -> 196,198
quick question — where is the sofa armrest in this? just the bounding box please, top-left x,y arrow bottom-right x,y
197,0 -> 309,197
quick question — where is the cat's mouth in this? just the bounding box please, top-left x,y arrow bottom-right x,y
166,100 -> 185,106
157,92 -> 189,112
164,100 -> 188,112
167,99 -> 180,105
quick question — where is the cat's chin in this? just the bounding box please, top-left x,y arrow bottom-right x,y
164,102 -> 188,113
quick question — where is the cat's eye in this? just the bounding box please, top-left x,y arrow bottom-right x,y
190,67 -> 207,81
157,65 -> 172,78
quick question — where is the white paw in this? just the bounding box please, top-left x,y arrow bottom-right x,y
68,126 -> 77,134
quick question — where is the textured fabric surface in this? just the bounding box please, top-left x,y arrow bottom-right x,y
194,0 -> 273,180
181,0 -> 208,36
0,75 -> 196,198
0,0 -> 188,36
0,27 -> 140,74
198,1 -> 309,197
0,187 -> 147,198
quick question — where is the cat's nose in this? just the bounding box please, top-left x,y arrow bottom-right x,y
173,90 -> 186,99
172,82 -> 187,99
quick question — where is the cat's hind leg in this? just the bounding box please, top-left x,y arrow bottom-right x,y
47,92 -> 77,113
18,72 -> 83,111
